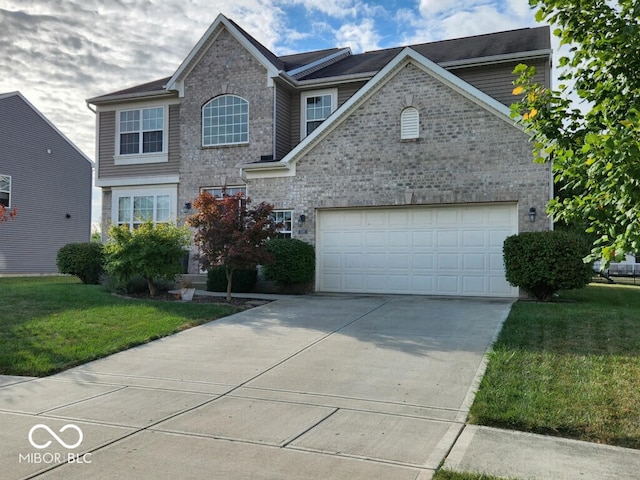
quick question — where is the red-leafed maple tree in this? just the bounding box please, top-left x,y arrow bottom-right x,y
186,191 -> 278,301
0,205 -> 17,224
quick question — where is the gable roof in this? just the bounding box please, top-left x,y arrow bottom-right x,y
0,91 -> 94,166
88,14 -> 550,105
165,14 -> 283,96
299,26 -> 550,81
240,47 -> 522,178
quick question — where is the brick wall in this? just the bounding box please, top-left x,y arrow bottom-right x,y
178,28 -> 274,222
248,62 -> 551,244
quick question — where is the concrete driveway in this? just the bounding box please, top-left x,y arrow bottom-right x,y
0,295 -> 513,479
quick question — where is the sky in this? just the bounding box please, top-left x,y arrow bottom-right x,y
0,0 -> 542,226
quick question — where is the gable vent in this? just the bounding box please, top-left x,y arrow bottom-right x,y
401,107 -> 420,140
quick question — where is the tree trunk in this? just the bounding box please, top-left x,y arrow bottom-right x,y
225,267 -> 234,302
147,277 -> 157,297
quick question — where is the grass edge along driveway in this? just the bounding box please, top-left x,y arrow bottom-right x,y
469,283 -> 640,450
0,276 -> 241,377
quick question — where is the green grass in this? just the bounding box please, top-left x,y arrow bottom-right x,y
469,283 -> 640,449
0,276 -> 241,376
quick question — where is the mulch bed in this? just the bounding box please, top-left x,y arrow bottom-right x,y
121,290 -> 269,308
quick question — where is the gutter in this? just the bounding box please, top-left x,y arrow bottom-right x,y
86,89 -> 177,106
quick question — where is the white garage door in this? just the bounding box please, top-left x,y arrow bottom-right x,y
316,204 -> 518,297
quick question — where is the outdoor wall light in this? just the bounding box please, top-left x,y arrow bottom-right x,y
298,214 -> 306,225
65,213 -> 71,219
183,202 -> 192,214
529,207 -> 537,222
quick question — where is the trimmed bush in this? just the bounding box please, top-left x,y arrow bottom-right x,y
103,221 -> 190,297
263,238 -> 315,289
207,266 -> 257,293
503,231 -> 593,301
56,242 -> 105,284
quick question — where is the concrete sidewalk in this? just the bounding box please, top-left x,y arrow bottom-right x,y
444,425 -> 640,479
0,294 -> 511,479
4,293 -> 638,480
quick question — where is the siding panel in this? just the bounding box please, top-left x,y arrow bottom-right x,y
97,105 -> 180,180
0,93 -> 92,273
453,58 -> 549,106
275,84 -> 291,160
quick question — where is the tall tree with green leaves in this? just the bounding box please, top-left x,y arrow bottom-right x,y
186,191 -> 278,301
512,0 -> 640,264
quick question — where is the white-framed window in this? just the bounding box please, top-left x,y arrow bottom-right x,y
0,174 -> 11,207
115,105 -> 168,165
271,210 -> 293,238
401,106 -> 420,140
301,89 -> 337,139
118,107 -> 165,155
201,185 -> 247,198
202,95 -> 249,146
111,186 -> 176,229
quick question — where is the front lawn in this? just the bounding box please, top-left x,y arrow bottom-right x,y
469,284 -> 640,449
0,276 -> 241,376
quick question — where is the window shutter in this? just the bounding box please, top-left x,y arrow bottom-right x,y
401,107 -> 419,140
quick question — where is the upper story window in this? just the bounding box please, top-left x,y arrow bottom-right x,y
202,95 -> 249,146
301,89 -> 337,139
0,174 -> 11,207
400,107 -> 420,140
118,107 -> 165,155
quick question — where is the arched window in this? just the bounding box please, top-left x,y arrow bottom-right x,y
202,95 -> 249,146
400,106 -> 420,140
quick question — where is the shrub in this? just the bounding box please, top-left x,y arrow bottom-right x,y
263,238 -> 315,289
102,274 -> 175,295
207,266 -> 257,293
104,221 -> 190,296
56,242 -> 104,284
503,231 -> 593,301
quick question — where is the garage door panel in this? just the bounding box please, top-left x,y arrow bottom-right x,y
366,231 -> 386,247
317,205 -> 518,297
388,253 -> 410,269
463,253 -> 485,270
490,230 -> 512,247
389,231 -> 409,247
437,231 -> 459,248
437,253 -> 459,270
344,253 -> 363,268
413,253 -> 434,269
322,253 -> 342,269
437,276 -> 459,293
412,231 -> 434,247
462,230 -> 486,248
463,276 -> 486,294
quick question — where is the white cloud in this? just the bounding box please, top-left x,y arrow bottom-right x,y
282,0 -> 360,18
439,5 -> 533,38
334,17 -> 381,52
418,0 -> 461,16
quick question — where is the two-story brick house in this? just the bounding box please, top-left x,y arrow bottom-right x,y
88,14 -> 551,297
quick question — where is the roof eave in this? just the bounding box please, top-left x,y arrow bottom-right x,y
87,90 -> 176,106
441,49 -> 553,69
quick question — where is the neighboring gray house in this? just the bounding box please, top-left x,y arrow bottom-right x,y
88,14 -> 552,297
0,91 -> 93,274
